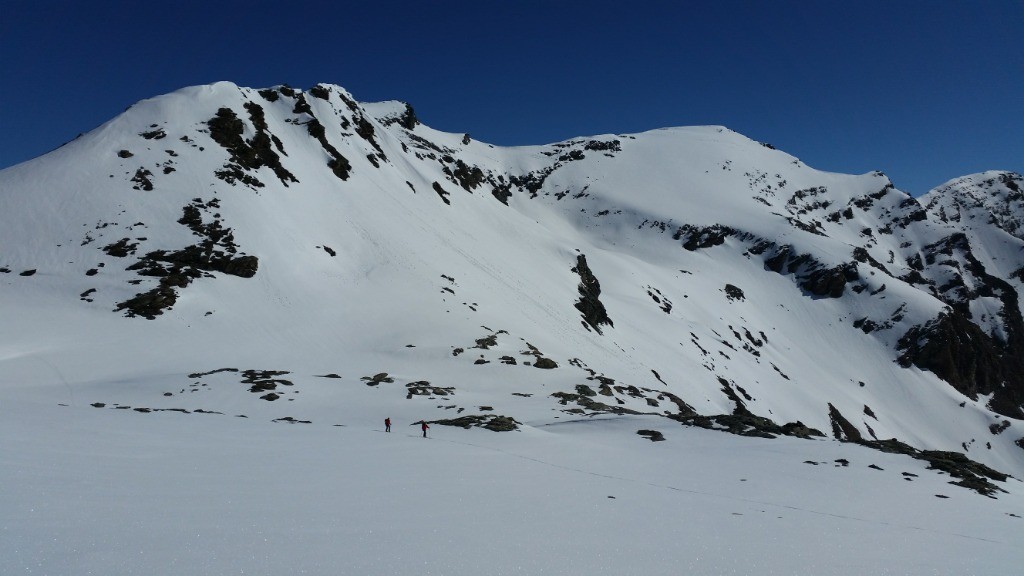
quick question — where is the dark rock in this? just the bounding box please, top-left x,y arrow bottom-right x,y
361,372 -> 395,385
763,244 -> 858,298
637,429 -> 665,442
139,128 -> 166,140
406,381 -> 455,398
131,168 -> 154,191
353,115 -> 386,158
450,160 -> 485,192
432,414 -> 519,431
989,420 -> 1011,435
920,450 -> 1008,483
779,421 -> 824,438
509,167 -> 554,197
672,412 -> 825,440
551,390 -> 641,415
207,106 -> 297,187
474,334 -> 498,349
856,438 -> 1010,496
533,357 -> 558,369
309,84 -> 331,100
102,238 -> 139,257
718,377 -> 751,417
572,254 -> 613,334
724,284 -> 745,301
898,307 -> 1024,420
188,367 -> 239,378
273,416 -> 311,424
678,224 -> 735,251
222,255 -> 259,278
828,403 -> 863,441
397,103 -> 418,130
117,201 -> 259,318
432,181 -> 451,205
491,182 -> 512,205
248,381 -> 277,393
584,139 -> 621,153
801,263 -> 858,298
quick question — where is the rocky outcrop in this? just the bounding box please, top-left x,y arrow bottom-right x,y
432,414 -> 519,431
572,254 -> 613,334
897,233 -> 1024,418
116,199 -> 258,319
827,403 -> 863,441
207,105 -> 297,187
857,438 -> 1009,497
764,246 -> 859,298
898,310 -> 1024,419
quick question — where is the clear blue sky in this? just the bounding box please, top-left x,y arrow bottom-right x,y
2,0 -> 1020,195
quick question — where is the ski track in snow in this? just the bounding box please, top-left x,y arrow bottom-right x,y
428,429 -> 1007,545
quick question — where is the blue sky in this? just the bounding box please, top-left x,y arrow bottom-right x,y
1,0 -> 1020,195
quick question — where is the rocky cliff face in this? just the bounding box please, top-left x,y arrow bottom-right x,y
913,173 -> 1024,418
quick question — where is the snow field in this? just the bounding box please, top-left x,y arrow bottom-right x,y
3,400 -> 1022,576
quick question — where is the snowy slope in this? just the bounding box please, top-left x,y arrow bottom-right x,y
2,82 -> 1023,573
4,401 -> 1023,575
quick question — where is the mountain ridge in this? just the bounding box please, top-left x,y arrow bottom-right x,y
2,81 -> 1023,484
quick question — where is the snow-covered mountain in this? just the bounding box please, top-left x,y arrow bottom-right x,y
3,82 -> 1023,574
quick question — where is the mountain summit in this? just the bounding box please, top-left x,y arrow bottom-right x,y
2,81 -> 1022,482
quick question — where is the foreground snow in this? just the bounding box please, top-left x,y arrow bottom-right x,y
3,397 -> 1022,575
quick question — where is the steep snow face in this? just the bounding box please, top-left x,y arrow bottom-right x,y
920,171 -> 1024,302
1,82 -> 1023,482
923,171 -> 1024,242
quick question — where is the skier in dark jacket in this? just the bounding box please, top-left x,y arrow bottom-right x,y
385,417 -> 391,432
421,421 -> 429,438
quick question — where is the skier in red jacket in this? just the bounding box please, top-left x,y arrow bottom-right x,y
385,417 -> 391,432
421,421 -> 429,438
